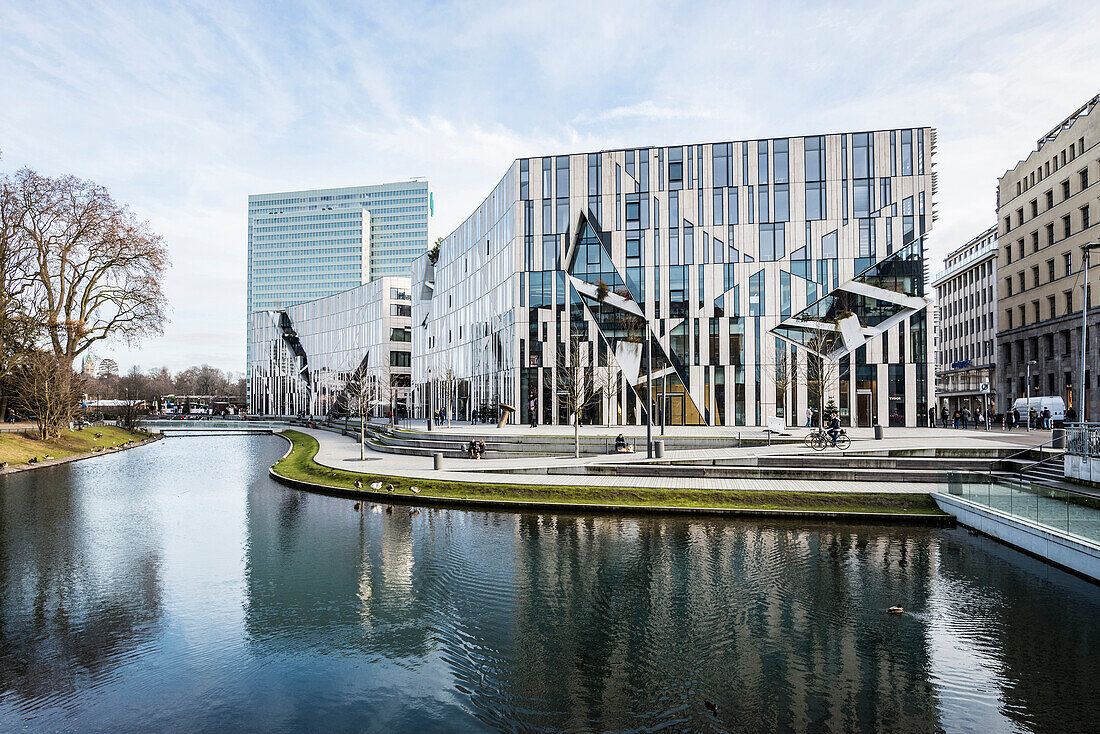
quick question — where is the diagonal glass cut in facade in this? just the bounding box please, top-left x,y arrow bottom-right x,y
412,130 -> 936,428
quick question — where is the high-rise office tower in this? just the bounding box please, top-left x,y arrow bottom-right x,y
247,180 -> 432,315
245,180 -> 431,392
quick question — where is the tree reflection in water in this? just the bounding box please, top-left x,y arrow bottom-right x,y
2,435 -> 1099,733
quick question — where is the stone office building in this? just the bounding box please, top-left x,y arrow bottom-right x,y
933,225 -> 998,416
411,129 -> 936,428
996,93 -> 1100,419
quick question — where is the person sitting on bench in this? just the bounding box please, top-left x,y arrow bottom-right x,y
614,434 -> 633,452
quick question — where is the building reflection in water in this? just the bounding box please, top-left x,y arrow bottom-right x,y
243,481 -> 1100,732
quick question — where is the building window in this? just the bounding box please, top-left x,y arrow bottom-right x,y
1063,179 -> 1071,200
1046,222 -> 1055,245
390,327 -> 411,342
1031,199 -> 1038,218
1046,190 -> 1054,209
1082,169 -> 1090,190
1047,259 -> 1055,282
389,350 -> 411,367
1082,204 -> 1090,230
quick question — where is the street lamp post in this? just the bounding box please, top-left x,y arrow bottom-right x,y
1025,359 -> 1037,431
646,328 -> 653,458
426,367 -> 433,432
1080,243 -> 1099,424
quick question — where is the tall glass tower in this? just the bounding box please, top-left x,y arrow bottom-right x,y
246,180 -> 432,382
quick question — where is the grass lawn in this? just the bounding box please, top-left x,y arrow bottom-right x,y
0,425 -> 150,467
273,430 -> 946,516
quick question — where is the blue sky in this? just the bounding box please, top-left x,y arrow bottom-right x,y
2,0 -> 1098,374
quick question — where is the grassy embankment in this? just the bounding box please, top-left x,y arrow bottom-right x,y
272,429 -> 946,516
0,425 -> 149,467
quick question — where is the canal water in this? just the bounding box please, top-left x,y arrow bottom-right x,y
1,435 -> 1099,733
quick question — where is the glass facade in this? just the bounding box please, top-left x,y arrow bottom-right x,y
413,131 -> 936,427
248,276 -> 412,417
246,182 -> 430,403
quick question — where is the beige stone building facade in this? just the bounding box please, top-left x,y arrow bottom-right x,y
996,93 -> 1100,419
933,225 -> 998,418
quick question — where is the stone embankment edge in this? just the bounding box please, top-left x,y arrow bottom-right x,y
268,434 -> 952,524
0,432 -> 163,476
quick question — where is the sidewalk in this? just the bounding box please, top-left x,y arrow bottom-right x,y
293,425 -> 1038,495
350,417 -> 1050,445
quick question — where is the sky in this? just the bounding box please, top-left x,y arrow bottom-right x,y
1,0 -> 1098,375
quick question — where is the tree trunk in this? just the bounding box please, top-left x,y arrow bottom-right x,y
574,418 -> 579,458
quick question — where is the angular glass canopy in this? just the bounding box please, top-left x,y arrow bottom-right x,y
771,239 -> 931,361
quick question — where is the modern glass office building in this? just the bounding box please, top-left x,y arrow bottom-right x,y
247,181 -> 432,313
246,181 -> 430,404
247,276 -> 412,417
412,130 -> 936,427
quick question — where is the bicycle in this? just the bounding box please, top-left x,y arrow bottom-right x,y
810,429 -> 850,451
804,427 -> 827,449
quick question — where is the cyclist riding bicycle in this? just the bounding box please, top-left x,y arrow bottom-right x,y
827,413 -> 841,446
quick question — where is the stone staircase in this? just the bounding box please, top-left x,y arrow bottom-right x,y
357,424 -> 792,458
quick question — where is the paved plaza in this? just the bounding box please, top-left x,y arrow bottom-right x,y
294,422 -> 1044,495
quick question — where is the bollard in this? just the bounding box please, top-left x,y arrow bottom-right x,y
655,440 -> 665,459
1052,428 -> 1066,449
874,424 -> 884,440
433,452 -> 444,470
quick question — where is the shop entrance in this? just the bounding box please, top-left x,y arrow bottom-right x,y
856,389 -> 875,427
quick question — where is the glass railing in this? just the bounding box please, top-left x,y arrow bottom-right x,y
949,479 -> 1100,545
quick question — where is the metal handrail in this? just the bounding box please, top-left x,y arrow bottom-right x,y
986,436 -> 1063,485
1010,451 -> 1065,489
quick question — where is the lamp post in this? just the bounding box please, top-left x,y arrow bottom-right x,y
1081,243 -> 1099,424
1025,359 -> 1037,431
426,367 -> 433,431
646,327 -> 653,458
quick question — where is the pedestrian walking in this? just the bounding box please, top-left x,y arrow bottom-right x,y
975,409 -> 984,428
806,407 -> 814,428
928,407 -> 936,427
529,397 -> 537,428
1042,407 -> 1051,429
941,407 -> 949,428
961,408 -> 970,429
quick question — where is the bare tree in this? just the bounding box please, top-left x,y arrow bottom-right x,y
14,169 -> 168,372
117,365 -> 146,431
0,173 -> 35,421
770,342 -> 799,427
801,323 -> 840,430
11,350 -> 84,438
557,333 -> 601,458
97,357 -> 119,379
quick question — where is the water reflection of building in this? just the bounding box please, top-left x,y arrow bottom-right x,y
240,488 -> 1100,731
499,517 -> 943,730
928,529 -> 1100,733
243,482 -> 428,659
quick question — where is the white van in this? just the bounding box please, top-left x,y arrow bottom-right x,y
1011,396 -> 1066,422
